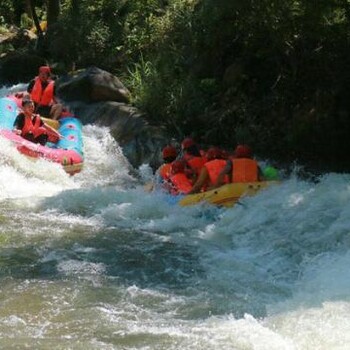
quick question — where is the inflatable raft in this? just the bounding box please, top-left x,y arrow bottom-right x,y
0,95 -> 84,175
179,181 -> 279,207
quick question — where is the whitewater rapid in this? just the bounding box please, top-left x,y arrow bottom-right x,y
1,85 -> 350,349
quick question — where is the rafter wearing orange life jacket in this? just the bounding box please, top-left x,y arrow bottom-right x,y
232,158 -> 258,182
184,154 -> 206,177
230,144 -> 259,182
204,159 -> 229,186
170,173 -> 193,195
30,77 -> 55,107
181,138 -> 206,177
22,114 -> 47,139
159,163 -> 172,181
169,160 -> 193,195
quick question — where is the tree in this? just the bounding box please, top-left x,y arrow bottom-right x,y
25,0 -> 43,36
46,0 -> 60,28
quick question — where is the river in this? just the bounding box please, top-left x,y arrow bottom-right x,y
1,85 -> 350,349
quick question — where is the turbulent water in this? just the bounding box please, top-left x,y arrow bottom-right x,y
1,86 -> 350,349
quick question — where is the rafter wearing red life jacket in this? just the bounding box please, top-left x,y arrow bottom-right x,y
170,173 -> 193,195
184,155 -> 206,177
30,77 -> 55,107
159,163 -> 172,181
22,114 -> 47,139
204,159 -> 229,186
169,160 -> 193,195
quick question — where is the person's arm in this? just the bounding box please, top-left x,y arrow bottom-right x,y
13,114 -> 24,134
215,160 -> 232,187
187,167 -> 209,194
39,117 -> 63,140
52,83 -> 58,103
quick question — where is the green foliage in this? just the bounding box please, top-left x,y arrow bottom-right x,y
0,0 -> 14,25
4,0 -> 350,165
20,13 -> 33,29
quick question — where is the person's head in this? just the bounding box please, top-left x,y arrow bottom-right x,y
21,99 -> 35,113
234,144 -> 252,158
162,145 -> 177,163
206,147 -> 222,161
171,160 -> 186,175
38,66 -> 51,82
181,137 -> 201,157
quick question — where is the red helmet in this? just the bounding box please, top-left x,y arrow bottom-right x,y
181,137 -> 195,150
39,66 -> 51,75
234,144 -> 252,158
206,147 -> 222,161
171,160 -> 185,174
162,145 -> 177,159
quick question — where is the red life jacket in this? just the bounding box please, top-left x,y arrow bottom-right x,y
186,156 -> 206,176
232,158 -> 258,182
30,77 -> 55,106
159,163 -> 173,181
22,114 -> 47,138
204,159 -> 228,186
170,173 -> 192,195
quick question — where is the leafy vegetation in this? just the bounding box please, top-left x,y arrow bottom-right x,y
2,0 -> 350,169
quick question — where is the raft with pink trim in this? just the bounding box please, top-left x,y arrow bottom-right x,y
0,95 -> 84,175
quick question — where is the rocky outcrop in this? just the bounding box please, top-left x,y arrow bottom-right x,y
56,66 -> 131,104
67,100 -> 168,168
56,68 -> 169,169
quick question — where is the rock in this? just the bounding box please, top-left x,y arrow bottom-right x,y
66,100 -> 169,169
56,66 -> 131,103
0,52 -> 46,84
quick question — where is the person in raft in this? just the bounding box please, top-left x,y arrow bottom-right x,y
180,137 -> 206,180
13,99 -> 60,145
157,145 -> 178,182
215,144 -> 264,187
27,66 -> 63,120
168,160 -> 193,195
188,147 -> 229,194
151,145 -> 178,192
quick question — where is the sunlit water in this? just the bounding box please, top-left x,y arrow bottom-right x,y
1,86 -> 350,349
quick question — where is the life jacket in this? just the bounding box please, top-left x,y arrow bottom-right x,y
186,156 -> 206,176
232,158 -> 258,183
30,77 -> 54,106
170,173 -> 192,195
204,159 -> 229,186
22,114 -> 47,138
158,163 -> 173,181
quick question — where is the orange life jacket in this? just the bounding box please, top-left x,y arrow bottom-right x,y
204,159 -> 228,186
170,173 -> 192,195
30,77 -> 55,106
232,158 -> 258,183
186,156 -> 206,176
22,114 -> 47,138
159,163 -> 173,181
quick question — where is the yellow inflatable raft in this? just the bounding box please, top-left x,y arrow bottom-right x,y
179,181 -> 279,207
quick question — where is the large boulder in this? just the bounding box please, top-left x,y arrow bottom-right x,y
66,100 -> 169,169
56,67 -> 131,103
